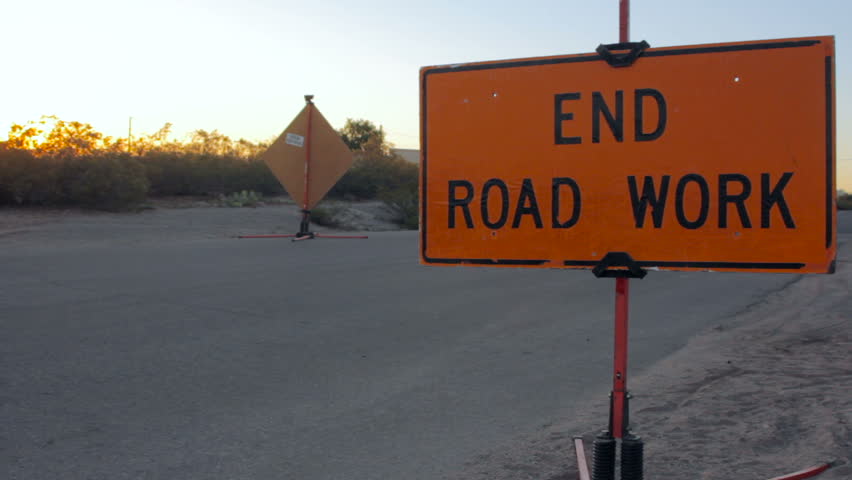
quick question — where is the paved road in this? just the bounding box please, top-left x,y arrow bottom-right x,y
841,210 -> 852,233
3,210 -> 850,480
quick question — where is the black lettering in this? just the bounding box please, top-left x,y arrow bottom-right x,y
675,174 -> 710,229
481,179 -> 510,229
628,175 -> 670,228
554,92 -> 582,144
448,180 -> 474,228
592,91 -> 624,143
552,177 -> 581,228
634,88 -> 667,142
761,172 -> 795,228
512,179 -> 543,228
718,174 -> 753,228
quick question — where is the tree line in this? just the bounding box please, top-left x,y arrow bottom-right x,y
0,116 -> 419,226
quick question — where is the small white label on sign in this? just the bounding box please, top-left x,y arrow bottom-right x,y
285,133 -> 305,147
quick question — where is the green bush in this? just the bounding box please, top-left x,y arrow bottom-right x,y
329,149 -> 418,200
234,159 -> 285,196
141,152 -> 283,197
310,204 -> 344,228
220,190 -> 262,208
139,152 -> 194,196
141,152 -> 229,196
379,182 -> 419,230
839,193 -> 852,211
62,154 -> 149,210
325,146 -> 420,229
0,130 -> 422,217
0,148 -> 148,210
0,148 -> 63,205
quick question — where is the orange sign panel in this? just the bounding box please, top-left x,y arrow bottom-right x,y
420,36 -> 836,274
262,103 -> 353,210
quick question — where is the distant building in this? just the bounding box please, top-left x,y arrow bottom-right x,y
393,148 -> 420,164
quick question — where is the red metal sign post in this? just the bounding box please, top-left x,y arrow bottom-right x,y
298,97 -> 316,236
612,0 -> 633,444
590,2 -> 645,480
619,0 -> 629,43
612,277 -> 629,439
615,0 -> 632,433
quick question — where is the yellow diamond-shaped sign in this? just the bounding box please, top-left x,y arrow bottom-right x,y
261,102 -> 353,210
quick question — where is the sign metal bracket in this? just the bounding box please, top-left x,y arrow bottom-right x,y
592,252 -> 648,279
595,41 -> 650,68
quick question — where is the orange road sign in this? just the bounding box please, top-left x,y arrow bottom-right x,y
420,36 -> 836,274
262,103 -> 353,210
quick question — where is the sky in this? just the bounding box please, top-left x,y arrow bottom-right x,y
1,0 -> 850,190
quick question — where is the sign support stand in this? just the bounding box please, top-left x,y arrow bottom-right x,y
287,96 -> 369,241
590,3 -> 646,480
589,252 -> 646,480
239,95 -> 368,241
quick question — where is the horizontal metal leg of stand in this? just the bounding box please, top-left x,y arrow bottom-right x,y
238,234 -> 299,239
237,233 -> 368,240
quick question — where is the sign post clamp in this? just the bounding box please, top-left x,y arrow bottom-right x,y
595,40 -> 650,67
